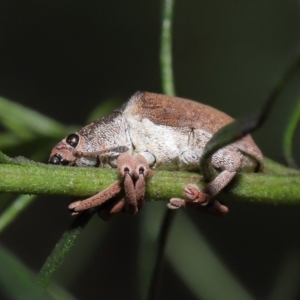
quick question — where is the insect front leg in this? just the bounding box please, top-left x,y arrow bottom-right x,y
116,152 -> 151,214
69,153 -> 152,219
69,181 -> 123,215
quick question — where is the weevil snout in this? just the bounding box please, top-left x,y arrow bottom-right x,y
49,133 -> 82,165
49,153 -> 70,165
49,139 -> 77,166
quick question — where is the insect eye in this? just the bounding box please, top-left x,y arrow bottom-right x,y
66,133 -> 79,148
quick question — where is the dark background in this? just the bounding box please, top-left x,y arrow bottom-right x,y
1,1 -> 300,299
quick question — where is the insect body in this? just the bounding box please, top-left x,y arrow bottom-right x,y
49,91 -> 263,218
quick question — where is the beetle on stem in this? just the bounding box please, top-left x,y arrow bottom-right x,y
49,91 -> 263,219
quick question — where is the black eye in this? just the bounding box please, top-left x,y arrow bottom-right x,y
66,133 -> 79,148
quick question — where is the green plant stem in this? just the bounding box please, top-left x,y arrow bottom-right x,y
0,158 -> 299,204
160,0 -> 175,96
0,195 -> 36,233
36,211 -> 95,288
149,1 -> 176,299
0,157 -> 299,292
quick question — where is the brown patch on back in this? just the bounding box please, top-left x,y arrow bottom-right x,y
125,91 -> 233,133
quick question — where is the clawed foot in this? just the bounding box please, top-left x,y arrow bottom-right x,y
168,184 -> 228,216
69,153 -> 151,219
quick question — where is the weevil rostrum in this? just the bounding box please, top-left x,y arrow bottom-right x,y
49,91 -> 263,219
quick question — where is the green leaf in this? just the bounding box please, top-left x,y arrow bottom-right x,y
200,49 -> 300,181
0,243 -> 53,300
86,97 -> 124,123
37,212 -> 95,289
166,213 -> 254,300
283,97 -> 300,168
0,195 -> 36,233
0,96 -> 66,138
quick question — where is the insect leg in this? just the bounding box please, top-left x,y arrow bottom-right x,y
117,153 -> 152,215
69,181 -> 122,215
69,152 -> 151,218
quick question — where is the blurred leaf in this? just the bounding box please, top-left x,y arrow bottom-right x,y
54,216 -> 109,287
0,243 -> 53,300
283,97 -> 300,169
86,97 -> 124,123
0,96 -> 66,138
138,203 -> 166,299
141,207 -> 254,300
0,133 -> 20,149
268,251 -> 300,300
47,282 -> 78,300
166,213 -> 254,300
200,48 -> 300,180
37,212 -> 95,288
0,195 -> 36,233
0,194 -> 15,213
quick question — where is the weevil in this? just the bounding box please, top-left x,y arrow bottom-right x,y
49,91 -> 263,219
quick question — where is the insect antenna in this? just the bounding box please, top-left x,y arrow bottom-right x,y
72,146 -> 129,158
